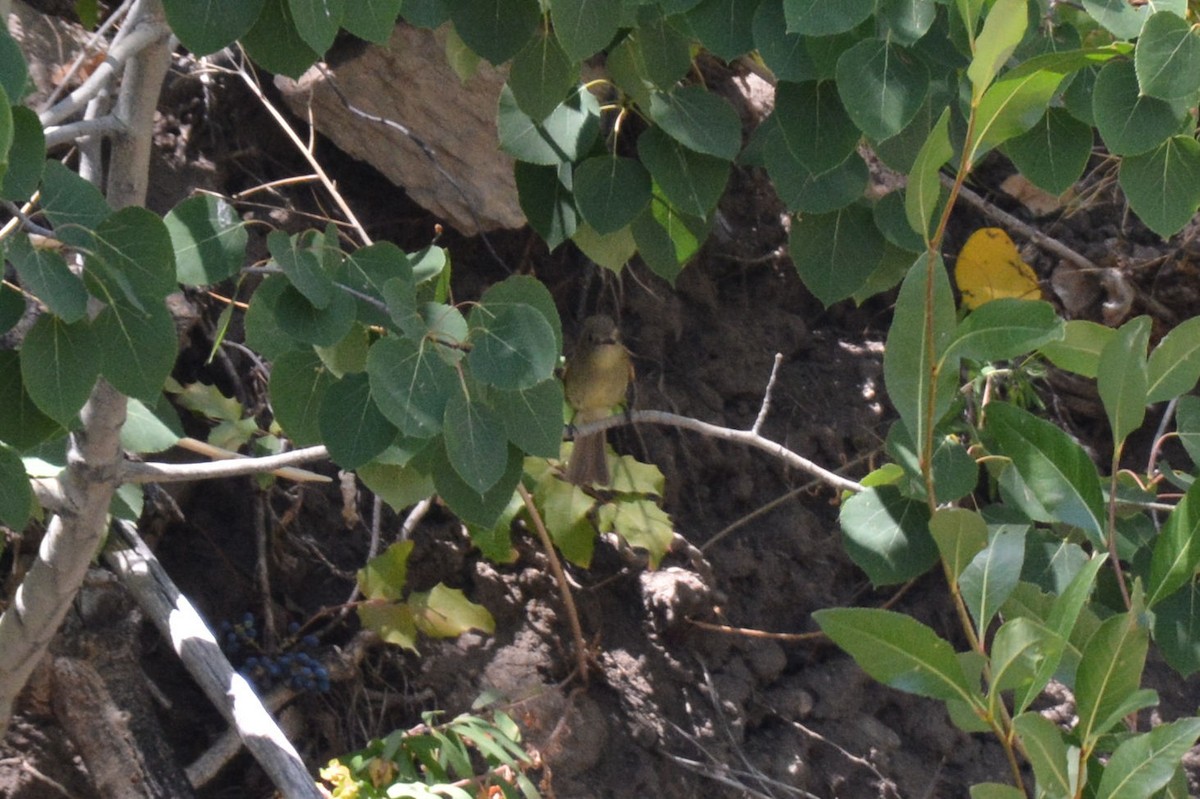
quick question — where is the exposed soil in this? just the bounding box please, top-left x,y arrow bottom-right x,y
5,38 -> 1200,799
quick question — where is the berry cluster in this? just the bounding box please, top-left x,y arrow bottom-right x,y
218,614 -> 330,693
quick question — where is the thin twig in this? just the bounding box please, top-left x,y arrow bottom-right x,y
751,353 -> 783,435
518,485 -> 589,684
688,619 -> 823,642
120,444 -> 329,483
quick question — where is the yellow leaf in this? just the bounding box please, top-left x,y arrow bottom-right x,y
954,228 -> 1041,310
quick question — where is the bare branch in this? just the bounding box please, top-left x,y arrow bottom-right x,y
120,445 -> 330,484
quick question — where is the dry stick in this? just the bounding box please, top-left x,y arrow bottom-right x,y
103,520 -> 322,799
517,485 -> 590,684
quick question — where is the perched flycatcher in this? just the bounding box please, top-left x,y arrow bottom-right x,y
562,315 -> 633,485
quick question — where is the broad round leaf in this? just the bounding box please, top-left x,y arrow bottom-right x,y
772,81 -> 860,174
167,195 -> 248,287
95,299 -> 177,403
478,274 -> 563,354
638,14 -> 693,89
836,38 -> 930,142
341,0 -> 403,43
39,160 -> 110,249
0,28 -> 29,102
366,335 -> 456,438
752,0 -> 816,81
270,349 -> 333,446
498,85 -> 601,166
551,0 -> 622,60
1119,135 -> 1200,238
784,0 -> 874,36
877,0 -> 936,47
240,0 -> 320,79
0,106 -> 45,202
508,31 -> 580,122
1094,59 -> 1185,157
431,441 -> 524,527
443,390 -> 509,494
515,161 -> 578,249
0,443 -> 31,529
1136,10 -> 1200,101
468,303 -> 558,390
788,204 -> 885,306
8,233 -> 88,323
1004,107 -> 1092,195
287,0 -> 346,55
840,485 -> 938,586
572,222 -> 637,271
20,315 -> 100,426
637,126 -> 730,219
680,0 -> 756,61
648,87 -> 743,160
494,379 -> 564,458
573,156 -> 651,234
766,146 -> 867,214
0,352 -> 62,450
274,284 -> 356,346
163,0 -> 267,55
318,372 -> 397,469
446,0 -> 539,64
269,229 -> 332,309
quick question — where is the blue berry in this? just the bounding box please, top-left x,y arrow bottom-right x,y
302,634 -> 319,648
288,621 -> 301,635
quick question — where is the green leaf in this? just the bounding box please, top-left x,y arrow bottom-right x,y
1097,315 -> 1150,447
0,352 -> 65,451
1180,395 -> 1200,467
498,85 -> 601,166
813,607 -> 980,703
1039,319 -> 1115,378
0,283 -> 22,335
162,0 -> 267,55
769,81 -> 860,175
1004,107 -> 1092,195
8,235 -> 88,323
359,458 -> 435,513
87,206 -> 177,304
1,107 -> 45,202
0,443 -> 31,529
1096,718 -> 1200,799
358,540 -> 413,600
318,372 -> 397,468
947,299 -> 1063,362
637,127 -> 729,219
788,204 -> 886,307
442,390 -> 509,494
494,379 -> 563,458
572,156 -> 651,235
467,303 -> 558,391
1094,59 -> 1186,157
411,583 -> 495,638
876,0 -> 937,47
1135,11 -> 1200,102
959,525 -> 1025,635
287,0 -> 345,54
269,229 -> 332,308
446,0 -> 539,64
367,336 -> 456,438
1148,478 -> 1200,607
679,0 -> 756,61
39,160 -> 110,249
969,785 -> 1025,799
1014,712 -> 1074,797
551,0 -> 621,60
648,87 -> 742,161
432,441 -> 524,528
166,195 -> 247,286
600,497 -> 674,569
273,284 -> 355,347
989,617 -> 1065,715
19,315 -> 100,426
478,273 -> 562,353
571,222 -> 636,271
1146,317 -> 1200,403
95,298 -> 176,403
966,0 -> 1027,102
631,204 -> 683,284
985,401 -> 1106,546
783,0 -> 873,36
753,0 -> 815,81
1084,0 -> 1173,40
1119,135 -> 1200,238
341,0 -> 403,43
1046,552 -> 1107,645
905,108 -> 951,243
121,396 -> 183,454
883,253 -> 957,464
508,31 -> 579,123
836,39 -> 930,142
1075,610 -> 1149,746
839,485 -> 937,586
537,474 -> 598,566
269,349 -> 332,446
0,28 -> 28,102
766,145 -> 867,214
515,164 -> 576,250
636,14 -> 693,90
401,0 -> 449,27
873,191 -> 925,253
240,0 -> 320,79
358,601 -> 417,649
1151,581 -> 1200,676
929,507 -> 989,581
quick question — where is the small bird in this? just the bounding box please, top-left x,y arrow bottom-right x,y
562,315 -> 633,485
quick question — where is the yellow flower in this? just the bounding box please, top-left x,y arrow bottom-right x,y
319,760 -> 359,799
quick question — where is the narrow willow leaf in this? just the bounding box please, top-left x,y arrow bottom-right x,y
1095,718 -> 1200,799
813,608 -> 980,704
966,0 -> 1027,102
1014,712 -> 1074,797
947,299 -> 1063,363
969,785 -> 1025,799
1075,610 -> 1150,747
985,402 -> 1106,546
883,254 -> 957,470
1096,315 -> 1150,447
1148,477 -> 1200,607
990,617 -> 1065,716
959,525 -> 1025,635
1039,319 -> 1115,378
1146,316 -> 1200,403
1135,10 -> 1200,101
905,108 -> 951,243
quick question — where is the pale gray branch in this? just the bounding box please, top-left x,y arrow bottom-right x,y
120,445 -> 330,483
